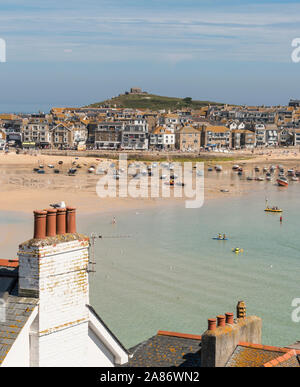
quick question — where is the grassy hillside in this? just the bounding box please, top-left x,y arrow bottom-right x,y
86,93 -> 223,110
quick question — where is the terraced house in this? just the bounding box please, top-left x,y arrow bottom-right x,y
22,119 -> 51,149
121,118 -> 148,150
93,121 -> 123,150
150,126 -> 175,150
50,122 -> 88,149
201,125 -> 231,149
175,126 -> 201,152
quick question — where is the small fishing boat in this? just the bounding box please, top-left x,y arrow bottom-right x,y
277,177 -> 288,187
232,165 -> 239,170
254,166 -> 260,172
68,168 -> 77,176
287,169 -> 295,176
88,167 -> 95,174
54,169 -> 60,174
266,176 -> 271,181
37,169 -> 45,174
263,167 -> 268,173
212,236 -> 228,240
247,176 -> 253,181
58,161 -> 63,165
165,179 -> 175,186
215,165 -> 222,172
265,207 -> 282,213
238,171 -> 243,176
48,164 -> 54,169
208,167 -> 213,172
291,176 -> 299,181
33,168 -> 39,172
256,177 -> 264,181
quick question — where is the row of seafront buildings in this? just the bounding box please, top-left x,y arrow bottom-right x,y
1,99 -> 300,152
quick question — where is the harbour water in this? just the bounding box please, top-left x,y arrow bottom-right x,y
1,183 -> 300,349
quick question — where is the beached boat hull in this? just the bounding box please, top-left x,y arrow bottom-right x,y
277,178 -> 288,187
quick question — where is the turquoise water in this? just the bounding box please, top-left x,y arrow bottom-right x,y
84,187 -> 300,349
1,184 -> 299,349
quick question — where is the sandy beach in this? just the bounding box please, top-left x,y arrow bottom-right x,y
0,149 -> 300,214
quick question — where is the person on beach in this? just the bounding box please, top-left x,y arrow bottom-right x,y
223,234 -> 226,240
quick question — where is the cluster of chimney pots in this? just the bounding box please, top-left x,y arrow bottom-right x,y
33,207 -> 77,239
207,301 -> 246,331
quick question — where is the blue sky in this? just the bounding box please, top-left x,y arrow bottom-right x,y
0,0 -> 300,112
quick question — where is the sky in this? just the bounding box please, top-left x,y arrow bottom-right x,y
0,0 -> 300,112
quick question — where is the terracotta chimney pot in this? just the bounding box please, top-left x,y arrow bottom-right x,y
225,312 -> 234,324
208,318 -> 217,331
46,209 -> 57,237
33,210 -> 47,239
56,208 -> 67,235
66,207 -> 76,234
217,315 -> 226,327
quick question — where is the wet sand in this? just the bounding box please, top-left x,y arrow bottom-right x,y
0,149 -> 300,214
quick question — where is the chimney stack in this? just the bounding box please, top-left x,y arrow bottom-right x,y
201,302 -> 262,367
46,209 -> 57,237
34,210 -> 47,239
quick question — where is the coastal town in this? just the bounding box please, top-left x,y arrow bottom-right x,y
1,89 -> 300,153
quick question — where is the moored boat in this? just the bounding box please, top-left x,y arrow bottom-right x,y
277,177 -> 288,187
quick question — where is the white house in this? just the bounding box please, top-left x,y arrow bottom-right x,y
150,126 -> 175,150
0,207 -> 129,367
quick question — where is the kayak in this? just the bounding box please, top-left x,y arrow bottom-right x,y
212,237 -> 228,240
232,248 -> 244,253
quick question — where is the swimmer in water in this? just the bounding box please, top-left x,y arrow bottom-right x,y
112,216 -> 116,224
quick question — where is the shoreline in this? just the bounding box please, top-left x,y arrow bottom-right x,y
0,150 -> 299,214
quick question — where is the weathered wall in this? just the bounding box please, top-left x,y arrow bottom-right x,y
201,316 -> 262,367
18,237 -> 90,366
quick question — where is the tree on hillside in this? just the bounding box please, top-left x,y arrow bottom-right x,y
183,97 -> 192,104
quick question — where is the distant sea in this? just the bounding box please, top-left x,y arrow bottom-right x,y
0,103 -> 52,114
1,185 -> 300,349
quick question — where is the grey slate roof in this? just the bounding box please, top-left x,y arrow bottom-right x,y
122,333 -> 201,367
0,266 -> 38,365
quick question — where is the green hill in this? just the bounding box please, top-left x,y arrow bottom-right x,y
86,93 -> 223,110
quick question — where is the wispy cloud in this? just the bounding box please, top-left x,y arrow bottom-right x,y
0,1 -> 299,63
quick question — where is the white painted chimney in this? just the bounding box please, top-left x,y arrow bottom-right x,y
18,207 -> 90,367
